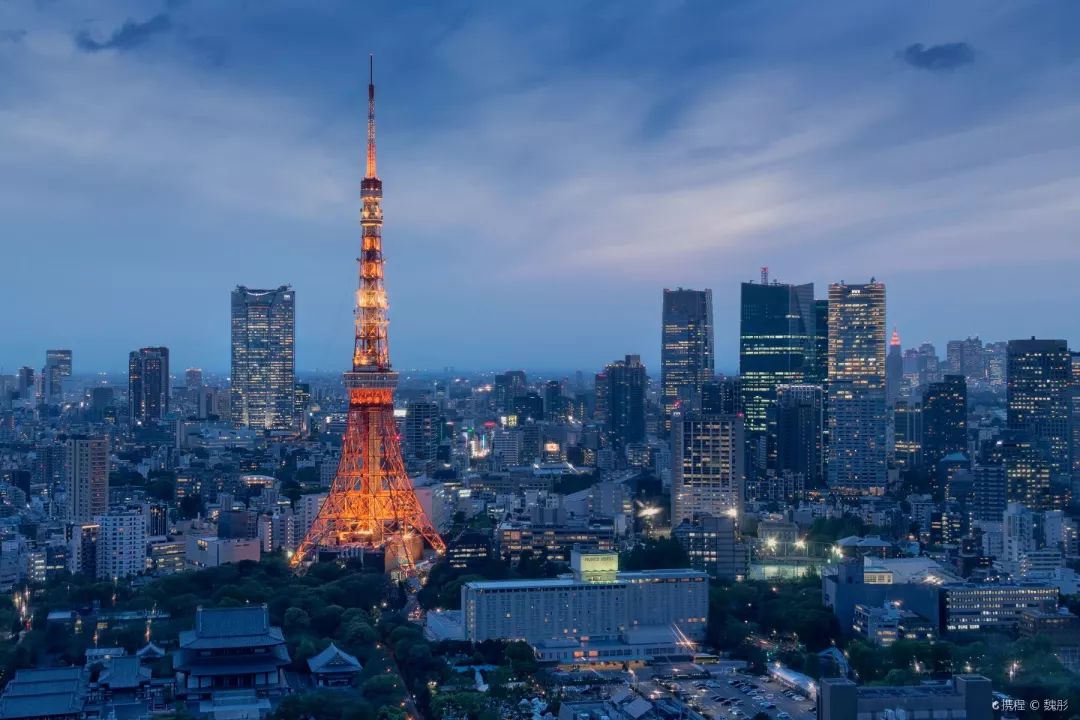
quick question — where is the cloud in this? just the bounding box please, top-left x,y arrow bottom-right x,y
900,42 -> 975,71
0,29 -> 27,43
75,13 -> 172,53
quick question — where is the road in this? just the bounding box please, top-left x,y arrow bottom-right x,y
637,673 -> 816,720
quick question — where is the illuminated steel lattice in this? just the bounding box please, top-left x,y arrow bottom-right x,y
292,58 -> 445,573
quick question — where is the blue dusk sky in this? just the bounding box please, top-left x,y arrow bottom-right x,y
1,2 -> 1079,375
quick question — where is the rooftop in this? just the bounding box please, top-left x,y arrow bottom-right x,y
0,667 -> 87,720
465,568 -> 705,591
178,605 -> 286,650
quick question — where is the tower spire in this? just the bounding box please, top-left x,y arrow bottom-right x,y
292,58 -> 445,575
366,53 -> 377,179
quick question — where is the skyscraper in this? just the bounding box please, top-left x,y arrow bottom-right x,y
893,400 -> 923,471
493,371 -> 527,414
601,355 -> 647,447
922,374 -> 968,495
672,412 -> 744,523
128,346 -> 170,424
947,337 -> 986,387
809,299 -> 830,386
46,349 -> 72,376
231,285 -> 296,431
404,401 -> 441,475
16,367 -> 34,399
661,288 -> 714,422
739,281 -> 816,448
43,349 -> 71,403
775,384 -> 825,488
65,435 -> 109,524
186,368 -> 204,389
827,280 -> 887,492
701,377 -> 741,415
886,328 -> 903,406
1006,338 -> 1071,476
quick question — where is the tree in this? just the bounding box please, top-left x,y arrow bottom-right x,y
620,538 -> 690,571
178,493 -> 204,519
504,641 -> 539,678
361,674 -> 405,708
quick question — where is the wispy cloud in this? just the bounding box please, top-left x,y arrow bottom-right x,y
900,42 -> 975,71
75,13 -> 172,53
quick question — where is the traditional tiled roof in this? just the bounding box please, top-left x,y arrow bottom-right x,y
179,605 -> 285,650
0,667 -> 87,720
135,642 -> 165,660
99,656 -> 151,690
307,643 -> 362,675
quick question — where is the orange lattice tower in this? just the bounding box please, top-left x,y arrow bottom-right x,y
291,57 -> 446,574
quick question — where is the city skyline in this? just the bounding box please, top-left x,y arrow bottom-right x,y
3,3 -> 1080,373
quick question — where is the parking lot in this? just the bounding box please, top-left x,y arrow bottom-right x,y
639,672 -> 816,720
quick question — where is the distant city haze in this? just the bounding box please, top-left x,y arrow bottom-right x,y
2,3 -> 1079,373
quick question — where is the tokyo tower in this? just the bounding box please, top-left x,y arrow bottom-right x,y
291,57 -> 446,573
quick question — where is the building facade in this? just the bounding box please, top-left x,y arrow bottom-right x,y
96,509 -> 147,580
128,346 -> 170,424
661,288 -> 714,423
671,413 -> 744,523
739,281 -> 817,457
827,281 -> 887,492
65,435 -> 109,524
461,551 -> 708,649
230,286 -> 296,431
1007,338 -> 1071,476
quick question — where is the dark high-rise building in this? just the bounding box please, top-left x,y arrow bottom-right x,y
404,401 -> 440,475
128,346 -> 170,424
88,387 -> 114,420
922,374 -> 968,495
739,281 -> 816,447
661,288 -> 714,422
43,349 -> 72,403
701,377 -> 741,415
997,430 -> 1053,510
972,463 -> 1007,522
809,299 -> 830,386
827,280 -> 887,492
493,371 -> 527,415
17,367 -> 34,399
46,349 -> 72,377
543,379 -> 571,422
511,392 -> 544,423
893,400 -> 923,471
947,337 -> 986,387
231,286 -> 296,431
671,513 -> 747,580
672,412 -> 744,523
186,368 -> 204,389
601,354 -> 646,446
1006,338 -> 1071,476
886,328 -> 903,406
145,502 -> 169,537
775,384 -> 825,488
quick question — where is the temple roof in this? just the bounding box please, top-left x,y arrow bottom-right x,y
307,643 -> 362,674
180,606 -> 285,650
